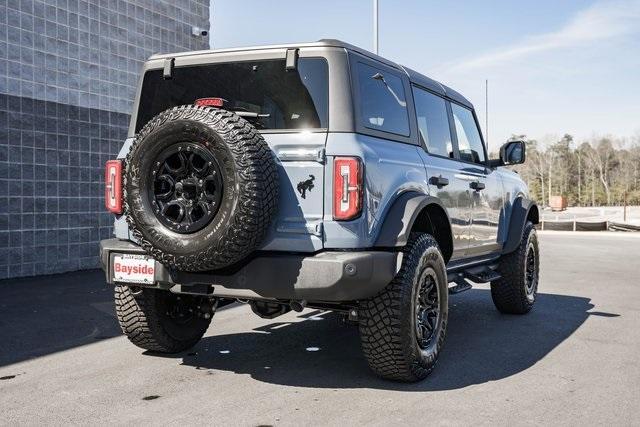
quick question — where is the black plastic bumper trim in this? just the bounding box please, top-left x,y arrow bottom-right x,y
99,238 -> 400,302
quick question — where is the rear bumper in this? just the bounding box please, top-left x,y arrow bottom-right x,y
99,238 -> 400,302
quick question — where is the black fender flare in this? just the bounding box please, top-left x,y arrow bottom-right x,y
374,192 -> 453,248
502,197 -> 539,254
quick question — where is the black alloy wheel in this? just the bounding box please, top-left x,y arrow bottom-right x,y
524,243 -> 538,301
415,268 -> 441,349
149,142 -> 223,234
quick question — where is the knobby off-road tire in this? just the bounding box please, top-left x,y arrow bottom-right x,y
358,233 -> 449,382
491,221 -> 539,314
124,105 -> 279,271
115,285 -> 212,353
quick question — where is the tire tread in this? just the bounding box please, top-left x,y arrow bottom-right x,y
114,285 -> 210,353
491,222 -> 538,314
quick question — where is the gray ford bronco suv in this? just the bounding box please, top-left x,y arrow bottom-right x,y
100,40 -> 540,382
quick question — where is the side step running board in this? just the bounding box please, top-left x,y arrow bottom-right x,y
464,267 -> 501,283
448,277 -> 472,294
447,266 -> 501,294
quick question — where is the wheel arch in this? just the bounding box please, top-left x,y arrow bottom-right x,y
374,192 -> 454,263
503,197 -> 539,255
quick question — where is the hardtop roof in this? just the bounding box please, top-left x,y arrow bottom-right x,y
149,39 -> 474,109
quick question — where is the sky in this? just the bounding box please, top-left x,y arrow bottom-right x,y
209,0 -> 640,151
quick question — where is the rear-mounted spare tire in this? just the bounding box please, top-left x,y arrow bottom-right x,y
124,105 -> 279,271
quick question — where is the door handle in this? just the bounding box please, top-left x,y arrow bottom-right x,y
429,175 -> 449,188
470,181 -> 485,191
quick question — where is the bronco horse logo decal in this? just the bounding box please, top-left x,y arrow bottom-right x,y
297,174 -> 315,199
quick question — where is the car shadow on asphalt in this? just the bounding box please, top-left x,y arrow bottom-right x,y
0,268 -> 244,369
0,269 -> 121,368
178,289 -> 613,391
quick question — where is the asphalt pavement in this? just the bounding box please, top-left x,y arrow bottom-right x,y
1,232 -> 639,426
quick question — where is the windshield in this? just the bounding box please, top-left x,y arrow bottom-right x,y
135,58 -> 328,132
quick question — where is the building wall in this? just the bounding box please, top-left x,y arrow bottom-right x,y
0,0 -> 210,279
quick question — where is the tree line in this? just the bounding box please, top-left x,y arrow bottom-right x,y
507,134 -> 640,207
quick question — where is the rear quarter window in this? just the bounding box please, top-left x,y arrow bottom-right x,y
356,62 -> 410,137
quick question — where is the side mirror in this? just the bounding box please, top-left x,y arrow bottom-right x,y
488,140 -> 526,167
502,140 -> 526,165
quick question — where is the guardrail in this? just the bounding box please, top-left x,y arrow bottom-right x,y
537,220 -> 640,232
608,222 -> 640,232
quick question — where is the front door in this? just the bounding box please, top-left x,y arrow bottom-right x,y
450,102 -> 503,256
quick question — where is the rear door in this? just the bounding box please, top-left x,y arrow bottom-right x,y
412,86 -> 472,260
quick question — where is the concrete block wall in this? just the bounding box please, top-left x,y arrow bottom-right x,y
0,0 -> 210,279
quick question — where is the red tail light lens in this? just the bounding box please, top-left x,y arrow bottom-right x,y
105,160 -> 123,214
333,157 -> 363,221
195,97 -> 225,107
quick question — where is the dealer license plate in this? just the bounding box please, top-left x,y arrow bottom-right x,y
113,254 -> 156,284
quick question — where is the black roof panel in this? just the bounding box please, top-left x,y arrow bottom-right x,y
150,38 -> 475,110
401,66 -> 473,109
321,40 -> 475,110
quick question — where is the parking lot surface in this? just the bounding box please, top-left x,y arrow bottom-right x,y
1,232 -> 639,426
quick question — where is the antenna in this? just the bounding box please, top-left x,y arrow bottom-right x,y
373,0 -> 379,54
485,79 -> 489,152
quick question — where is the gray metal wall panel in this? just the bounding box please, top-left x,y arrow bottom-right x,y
0,0 -> 210,279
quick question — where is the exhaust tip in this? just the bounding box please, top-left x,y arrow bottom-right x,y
290,300 -> 307,312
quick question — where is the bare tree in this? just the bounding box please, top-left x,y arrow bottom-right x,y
583,138 -> 616,205
509,133 -> 639,206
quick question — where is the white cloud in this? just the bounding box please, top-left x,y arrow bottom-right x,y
449,0 -> 640,72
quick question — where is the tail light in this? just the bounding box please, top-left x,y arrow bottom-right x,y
333,157 -> 363,221
195,97 -> 225,107
105,160 -> 123,214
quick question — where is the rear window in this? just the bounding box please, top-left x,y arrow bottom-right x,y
135,58 -> 328,132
